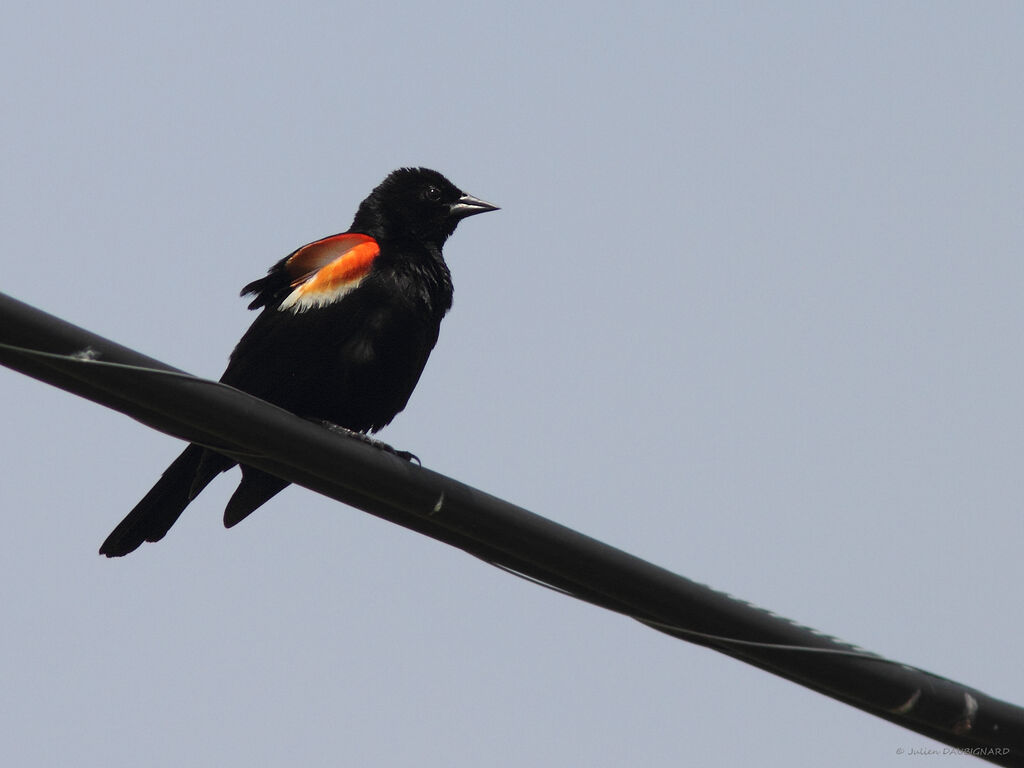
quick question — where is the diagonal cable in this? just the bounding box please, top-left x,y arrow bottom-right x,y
1,291 -> 1021,766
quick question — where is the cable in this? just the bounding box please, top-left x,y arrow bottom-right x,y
2,290 -> 1022,766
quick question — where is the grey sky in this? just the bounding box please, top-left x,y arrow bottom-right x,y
2,2 -> 1022,766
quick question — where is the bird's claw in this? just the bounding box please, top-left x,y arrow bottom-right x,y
316,420 -> 420,464
394,449 -> 421,465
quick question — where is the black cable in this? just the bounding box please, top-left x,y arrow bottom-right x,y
1,290 -> 1021,766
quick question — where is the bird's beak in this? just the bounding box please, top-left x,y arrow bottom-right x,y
450,193 -> 500,220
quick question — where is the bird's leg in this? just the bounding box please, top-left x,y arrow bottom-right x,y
314,420 -> 421,464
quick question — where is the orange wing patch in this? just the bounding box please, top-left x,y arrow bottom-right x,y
278,233 -> 380,313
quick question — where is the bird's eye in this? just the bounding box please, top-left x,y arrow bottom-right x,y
424,185 -> 442,201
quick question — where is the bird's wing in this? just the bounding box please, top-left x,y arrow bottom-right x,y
241,233 -> 380,311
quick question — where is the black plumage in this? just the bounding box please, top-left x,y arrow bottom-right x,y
99,167 -> 497,556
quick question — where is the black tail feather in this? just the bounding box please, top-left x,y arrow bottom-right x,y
223,467 -> 289,529
99,444 -> 232,557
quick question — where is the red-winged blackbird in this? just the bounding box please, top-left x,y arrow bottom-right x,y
99,167 -> 497,557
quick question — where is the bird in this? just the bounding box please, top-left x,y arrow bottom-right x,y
99,167 -> 498,557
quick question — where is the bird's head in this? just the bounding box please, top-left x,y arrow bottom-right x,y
351,167 -> 498,247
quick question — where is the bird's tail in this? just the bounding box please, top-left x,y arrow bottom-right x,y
223,466 -> 289,529
99,444 -> 230,557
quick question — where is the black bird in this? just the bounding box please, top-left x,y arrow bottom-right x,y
99,167 -> 497,557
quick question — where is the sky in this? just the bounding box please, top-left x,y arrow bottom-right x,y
2,2 -> 1023,766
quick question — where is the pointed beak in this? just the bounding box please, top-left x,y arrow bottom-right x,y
449,193 -> 500,220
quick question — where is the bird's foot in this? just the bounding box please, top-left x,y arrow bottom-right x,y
316,421 -> 421,464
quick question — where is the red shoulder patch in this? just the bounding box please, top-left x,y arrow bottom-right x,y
279,233 -> 380,312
